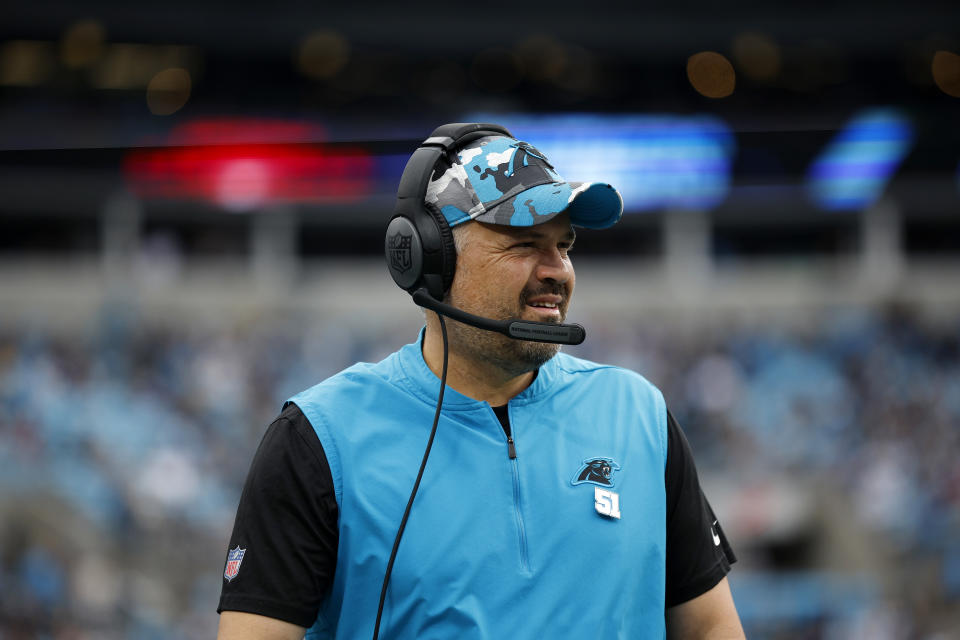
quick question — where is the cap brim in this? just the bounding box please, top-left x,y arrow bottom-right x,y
563,182 -> 624,229
473,181 -> 623,229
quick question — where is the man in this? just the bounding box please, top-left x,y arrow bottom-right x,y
217,126 -> 744,639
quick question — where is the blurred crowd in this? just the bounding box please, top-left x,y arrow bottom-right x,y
1,303 -> 958,639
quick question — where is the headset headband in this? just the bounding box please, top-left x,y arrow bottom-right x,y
395,123 -> 514,204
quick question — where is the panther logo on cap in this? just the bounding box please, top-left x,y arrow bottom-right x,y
475,142 -> 555,197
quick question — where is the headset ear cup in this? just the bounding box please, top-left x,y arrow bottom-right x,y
385,215 -> 424,292
424,202 -> 457,297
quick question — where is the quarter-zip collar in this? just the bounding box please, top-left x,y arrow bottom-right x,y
396,328 -> 559,411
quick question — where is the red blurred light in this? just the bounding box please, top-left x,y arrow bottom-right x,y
124,118 -> 374,209
215,159 -> 272,212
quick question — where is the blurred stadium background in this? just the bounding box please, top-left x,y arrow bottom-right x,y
2,1 -> 960,638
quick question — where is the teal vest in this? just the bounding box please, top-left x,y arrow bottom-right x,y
290,332 -> 668,639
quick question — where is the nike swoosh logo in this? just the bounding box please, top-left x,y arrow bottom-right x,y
711,520 -> 720,546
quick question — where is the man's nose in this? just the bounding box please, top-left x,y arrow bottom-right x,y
535,248 -> 572,283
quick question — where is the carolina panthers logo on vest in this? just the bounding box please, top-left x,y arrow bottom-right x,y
571,457 -> 621,487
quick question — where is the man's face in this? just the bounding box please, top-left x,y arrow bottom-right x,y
444,212 -> 576,376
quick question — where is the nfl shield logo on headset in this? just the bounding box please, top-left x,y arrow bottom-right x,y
388,232 -> 412,274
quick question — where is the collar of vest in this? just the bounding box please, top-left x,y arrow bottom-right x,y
395,327 -> 560,410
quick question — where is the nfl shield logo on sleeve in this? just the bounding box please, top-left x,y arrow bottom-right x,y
224,546 -> 246,582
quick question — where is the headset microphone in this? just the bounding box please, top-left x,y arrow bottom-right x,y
411,288 -> 585,345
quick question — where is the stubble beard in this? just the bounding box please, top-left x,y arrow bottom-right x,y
445,287 -> 566,377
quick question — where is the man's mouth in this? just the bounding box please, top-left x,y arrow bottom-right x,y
523,295 -> 564,319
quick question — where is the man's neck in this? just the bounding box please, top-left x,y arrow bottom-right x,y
421,331 -> 536,407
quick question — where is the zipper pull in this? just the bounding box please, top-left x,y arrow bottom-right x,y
507,436 -> 517,459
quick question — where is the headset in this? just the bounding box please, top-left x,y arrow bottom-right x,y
372,124 -> 586,640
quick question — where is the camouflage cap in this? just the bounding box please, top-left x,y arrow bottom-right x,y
425,135 -> 623,229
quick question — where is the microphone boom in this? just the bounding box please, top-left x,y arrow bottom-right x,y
411,289 -> 585,346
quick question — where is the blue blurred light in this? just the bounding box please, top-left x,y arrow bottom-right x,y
467,113 -> 736,212
807,108 -> 913,211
